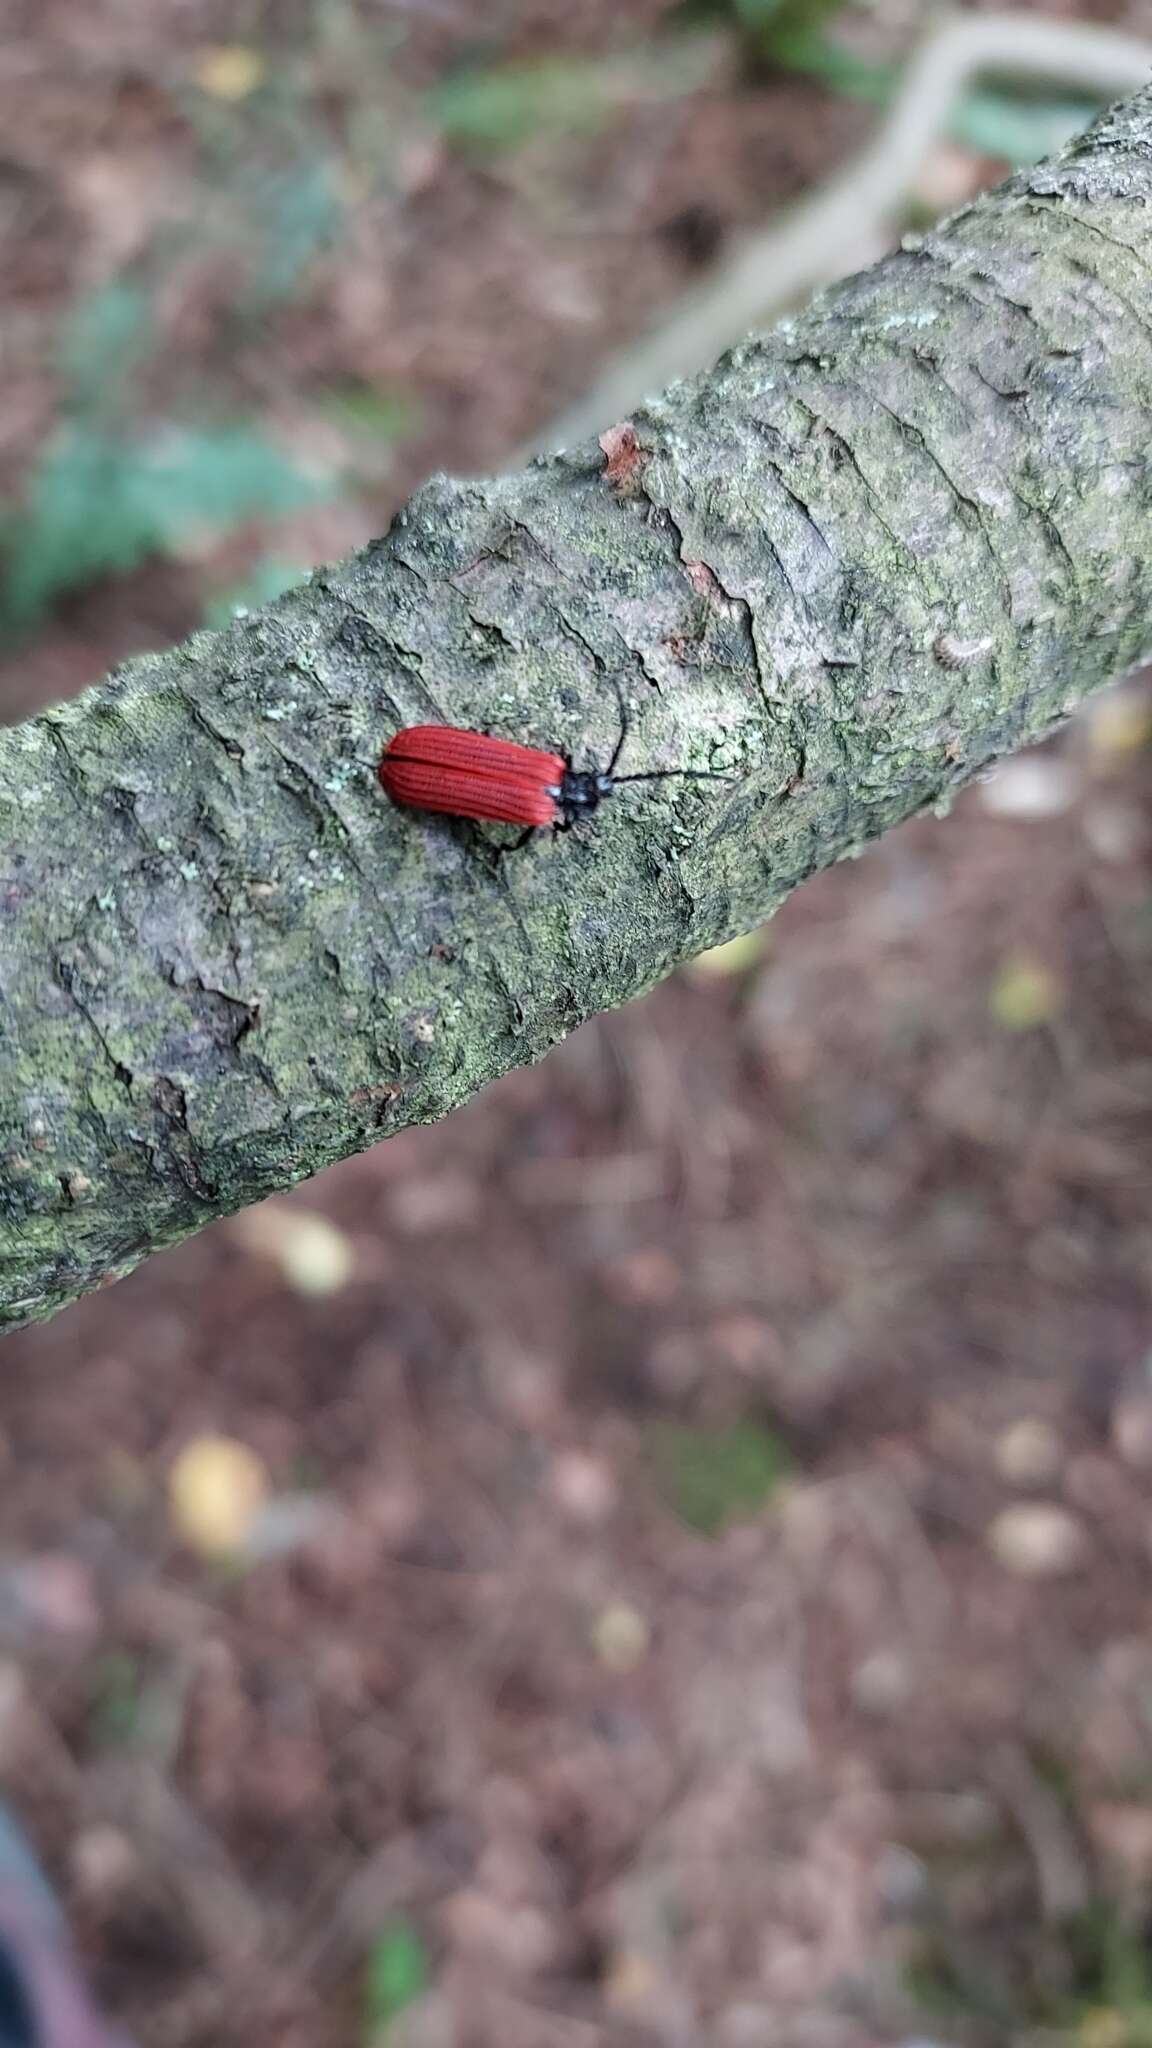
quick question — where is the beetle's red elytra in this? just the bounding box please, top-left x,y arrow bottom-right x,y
378,712 -> 729,840
379,726 -> 564,828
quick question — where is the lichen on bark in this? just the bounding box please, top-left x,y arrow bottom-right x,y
3,88 -> 1152,1332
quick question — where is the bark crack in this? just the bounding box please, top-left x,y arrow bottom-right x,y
54,962 -> 133,1098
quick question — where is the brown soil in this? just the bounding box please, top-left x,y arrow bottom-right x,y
2,5 -> 1151,2046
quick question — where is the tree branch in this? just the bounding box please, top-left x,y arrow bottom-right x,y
4,86 -> 1152,1333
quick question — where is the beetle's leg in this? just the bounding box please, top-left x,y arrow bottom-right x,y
489,824 -> 539,862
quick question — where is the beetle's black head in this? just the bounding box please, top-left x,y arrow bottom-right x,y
556,766 -> 611,828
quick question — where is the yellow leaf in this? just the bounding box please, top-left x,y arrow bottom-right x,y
591,1602 -> 650,1672
169,1437 -> 269,1558
686,928 -> 766,980
1078,2009 -> 1129,2048
989,955 -> 1062,1032
603,1949 -> 658,2011
233,1204 -> 354,1296
1087,690 -> 1152,760
194,45 -> 265,101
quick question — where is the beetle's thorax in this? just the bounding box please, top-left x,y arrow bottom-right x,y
557,765 -> 609,822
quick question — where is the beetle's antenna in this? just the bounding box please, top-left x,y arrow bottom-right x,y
606,681 -> 630,778
611,768 -> 732,784
600,680 -> 730,783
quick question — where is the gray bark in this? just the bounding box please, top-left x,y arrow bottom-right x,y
4,88 -> 1152,1333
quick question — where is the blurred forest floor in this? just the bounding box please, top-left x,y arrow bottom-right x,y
4,3 -> 1152,2044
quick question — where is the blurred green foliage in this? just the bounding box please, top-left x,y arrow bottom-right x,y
202,556 -> 309,630
1069,1903 -> 1152,2048
430,37 -> 718,155
908,1892 -> 1152,2045
0,284 -> 330,637
430,58 -> 624,152
1,422 -> 325,635
90,1651 -> 144,1748
182,56 -> 351,314
56,281 -> 154,413
320,383 -> 415,444
952,88 -> 1103,167
651,1419 -> 791,1535
242,158 -> 345,308
683,0 -> 846,61
364,1920 -> 429,2041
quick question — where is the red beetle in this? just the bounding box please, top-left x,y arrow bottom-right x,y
379,705 -> 726,841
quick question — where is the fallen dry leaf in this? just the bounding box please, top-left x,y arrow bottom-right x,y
193,45 -> 265,100
233,1203 -> 355,1296
987,1503 -> 1086,1578
592,1602 -> 650,1672
989,953 -> 1063,1031
169,1436 -> 269,1558
686,929 -> 767,980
